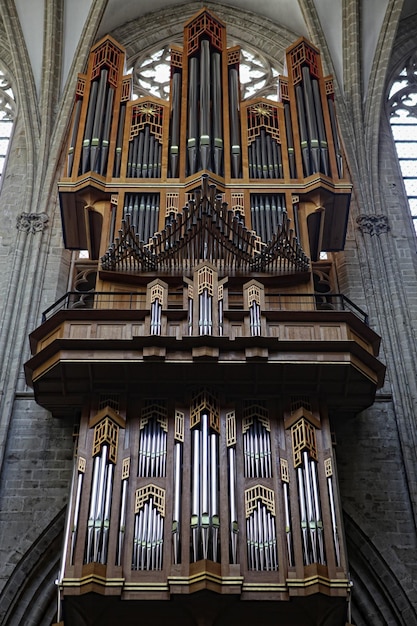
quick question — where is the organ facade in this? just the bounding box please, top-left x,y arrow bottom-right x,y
25,8 -> 384,625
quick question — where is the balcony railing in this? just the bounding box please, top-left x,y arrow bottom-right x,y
41,291 -> 368,325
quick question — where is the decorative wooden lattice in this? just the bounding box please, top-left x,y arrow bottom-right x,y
190,389 -> 220,432
170,47 -> 183,69
187,11 -> 223,55
174,411 -> 184,442
150,282 -> 165,304
228,47 -> 240,65
218,284 -> 223,301
121,76 -> 132,101
280,458 -> 289,483
188,284 -> 194,300
140,402 -> 168,431
231,191 -> 245,214
165,193 -> 179,216
291,417 -> 318,467
324,457 -> 333,478
247,103 -> 280,144
135,484 -> 165,516
325,77 -> 334,96
226,411 -> 236,447
247,284 -> 261,307
242,403 -> 270,433
245,485 -> 275,518
289,41 -> 320,84
278,77 -> 289,102
129,102 -> 164,141
78,456 -> 86,473
122,457 -> 130,480
197,265 -> 214,296
76,76 -> 86,97
91,39 -> 123,87
92,417 -> 119,463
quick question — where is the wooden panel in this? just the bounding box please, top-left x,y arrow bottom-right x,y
283,325 -> 314,340
318,325 -> 342,341
96,323 -> 126,339
69,323 -> 92,339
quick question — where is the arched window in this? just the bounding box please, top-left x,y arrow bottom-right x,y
0,65 -> 16,183
388,52 -> 417,234
131,42 -> 280,102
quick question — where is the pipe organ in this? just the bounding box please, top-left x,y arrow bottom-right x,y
24,7 -> 386,626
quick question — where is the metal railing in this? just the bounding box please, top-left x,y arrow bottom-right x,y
42,291 -> 368,325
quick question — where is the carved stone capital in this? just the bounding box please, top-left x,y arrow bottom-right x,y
356,214 -> 390,236
16,212 -> 49,233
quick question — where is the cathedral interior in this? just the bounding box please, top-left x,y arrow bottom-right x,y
0,1 -> 417,625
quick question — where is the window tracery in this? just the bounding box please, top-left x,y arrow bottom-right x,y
388,52 -> 417,234
0,66 -> 16,181
130,42 -> 280,102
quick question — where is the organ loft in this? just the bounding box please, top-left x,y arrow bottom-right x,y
24,8 -> 384,626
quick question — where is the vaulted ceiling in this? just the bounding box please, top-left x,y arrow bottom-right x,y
10,0 -> 417,104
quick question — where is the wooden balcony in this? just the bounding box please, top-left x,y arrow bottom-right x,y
25,292 -> 384,417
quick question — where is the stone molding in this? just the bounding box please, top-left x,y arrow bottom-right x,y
356,214 -> 390,236
16,212 -> 48,233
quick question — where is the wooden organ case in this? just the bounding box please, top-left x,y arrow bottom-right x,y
25,8 -> 385,626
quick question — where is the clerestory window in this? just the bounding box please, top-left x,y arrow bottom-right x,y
0,65 -> 16,184
388,52 -> 417,234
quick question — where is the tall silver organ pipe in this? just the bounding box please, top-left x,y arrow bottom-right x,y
282,480 -> 294,567
228,67 -> 241,178
212,51 -> 223,175
85,444 -> 114,564
138,418 -> 167,478
199,288 -> 213,335
188,56 -> 199,175
228,446 -> 238,564
81,78 -> 98,173
170,71 -> 181,177
190,413 -> 220,562
172,442 -> 182,564
302,66 -> 320,174
200,40 -> 211,170
328,96 -> 343,177
117,476 -> 128,566
67,99 -> 82,176
150,298 -> 162,335
113,102 -> 126,177
249,302 -> 261,336
284,102 -> 296,177
296,83 -> 311,176
297,452 -> 326,566
69,462 -> 84,565
327,470 -> 341,566
312,78 -> 329,175
243,419 -> 272,478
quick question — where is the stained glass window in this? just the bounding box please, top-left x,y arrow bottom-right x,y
0,66 -> 15,182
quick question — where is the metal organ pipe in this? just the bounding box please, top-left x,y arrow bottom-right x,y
212,51 -> 223,175
296,84 -> 311,176
172,442 -> 182,564
312,78 -> 329,175
302,66 -> 320,173
188,56 -> 199,175
229,67 -> 241,177
228,447 -> 238,564
170,71 -> 181,177
199,40 -> 211,170
328,96 -> 343,177
82,79 -> 98,173
284,102 -> 296,177
327,473 -> 341,566
68,99 -> 82,176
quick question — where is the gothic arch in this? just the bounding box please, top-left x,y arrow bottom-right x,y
344,513 -> 417,626
0,509 -> 65,626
